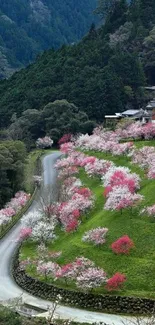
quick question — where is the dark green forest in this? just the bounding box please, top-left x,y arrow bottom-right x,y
0,0 -> 97,79
1,0 -> 155,135
0,140 -> 27,207
8,100 -> 96,148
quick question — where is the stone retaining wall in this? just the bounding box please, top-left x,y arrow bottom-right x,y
12,248 -> 155,315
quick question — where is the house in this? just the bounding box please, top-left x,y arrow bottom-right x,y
121,109 -> 143,118
146,99 -> 155,121
105,108 -> 150,127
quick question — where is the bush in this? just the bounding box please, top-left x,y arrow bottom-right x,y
106,272 -> 126,291
58,134 -> 72,145
111,235 -> 134,254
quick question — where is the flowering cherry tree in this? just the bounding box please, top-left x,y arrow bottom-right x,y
19,227 -> 32,240
37,243 -> 62,261
31,221 -> 56,244
58,166 -> 79,180
102,166 -> 140,190
58,134 -> 72,145
111,235 -> 134,254
84,158 -> 114,178
51,185 -> 94,232
104,185 -> 143,212
66,219 -> 79,233
76,267 -> 107,291
21,209 -> 57,244
141,204 -> 155,217
36,136 -> 53,149
21,211 -> 43,228
131,146 -> 155,180
37,261 -> 60,279
72,257 -> 95,276
60,142 -> 75,154
0,191 -> 30,228
55,263 -> 75,283
82,227 -> 108,245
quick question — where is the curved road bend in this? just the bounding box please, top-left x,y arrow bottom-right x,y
0,152 -> 136,324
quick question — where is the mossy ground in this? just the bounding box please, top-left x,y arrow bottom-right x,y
20,141 -> 155,299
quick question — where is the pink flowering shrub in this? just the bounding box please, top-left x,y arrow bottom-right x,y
73,257 -> 95,274
141,205 -> 155,217
102,166 -> 140,190
58,134 -> 72,145
84,158 -> 114,178
82,227 -> 108,245
60,142 -> 75,154
58,166 -> 79,180
19,258 -> 32,271
19,227 -> 32,240
117,122 -> 155,141
0,207 -> 15,218
0,191 -> 30,227
37,261 -> 60,278
55,256 -> 107,290
54,257 -> 95,282
66,219 -> 79,233
76,267 -> 107,291
106,273 -> 126,291
75,129 -> 134,155
104,185 -> 143,211
111,235 -> 134,254
73,187 -> 92,198
52,176 -> 94,232
27,252 -> 126,292
36,136 -> 53,148
55,263 -> 74,281
131,146 -> 155,179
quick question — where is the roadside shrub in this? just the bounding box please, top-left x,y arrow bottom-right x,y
106,272 -> 126,291
111,235 -> 134,254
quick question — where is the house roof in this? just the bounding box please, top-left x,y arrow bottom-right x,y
121,109 -> 140,116
145,86 -> 155,91
146,102 -> 155,109
105,115 -> 120,118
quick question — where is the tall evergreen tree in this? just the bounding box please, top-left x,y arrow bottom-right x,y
139,0 -> 155,29
105,0 -> 128,32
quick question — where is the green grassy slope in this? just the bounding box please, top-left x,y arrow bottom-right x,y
21,141 -> 155,299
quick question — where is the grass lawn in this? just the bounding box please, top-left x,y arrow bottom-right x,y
20,141 -> 155,299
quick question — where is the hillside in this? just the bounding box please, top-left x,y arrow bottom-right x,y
20,125 -> 155,299
0,0 -> 97,79
1,1 -> 155,129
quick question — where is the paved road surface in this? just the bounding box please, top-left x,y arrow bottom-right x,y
0,152 -> 138,324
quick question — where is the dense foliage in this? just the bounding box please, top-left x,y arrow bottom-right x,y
0,140 -> 27,208
0,0 -> 97,79
8,100 -> 95,148
1,0 -> 155,128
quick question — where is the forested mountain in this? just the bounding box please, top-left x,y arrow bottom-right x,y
0,0 -> 97,79
0,0 -> 155,133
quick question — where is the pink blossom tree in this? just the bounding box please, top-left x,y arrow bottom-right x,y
76,267 -> 107,291
82,227 -> 108,245
36,136 -> 53,149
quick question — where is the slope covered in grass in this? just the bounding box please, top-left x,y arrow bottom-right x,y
21,140 -> 155,299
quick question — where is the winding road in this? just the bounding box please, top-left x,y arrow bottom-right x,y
0,152 -> 136,324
